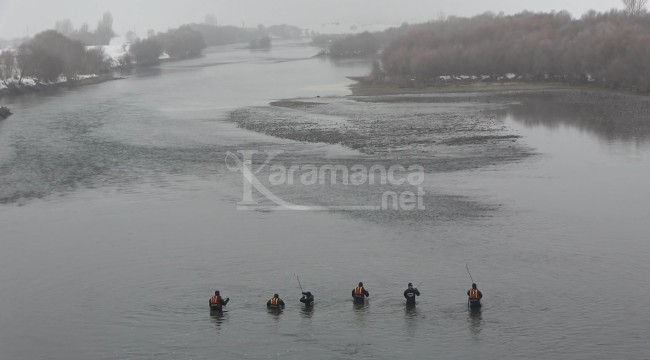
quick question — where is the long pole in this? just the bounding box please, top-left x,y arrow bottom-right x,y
295,274 -> 304,292
466,264 -> 474,308
466,264 -> 475,284
415,281 -> 423,288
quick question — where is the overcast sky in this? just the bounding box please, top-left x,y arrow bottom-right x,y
0,0 -> 624,39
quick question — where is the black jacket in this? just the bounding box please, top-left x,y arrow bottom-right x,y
300,292 -> 315,305
404,288 -> 420,305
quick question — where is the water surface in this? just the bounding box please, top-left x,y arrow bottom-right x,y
1,41 -> 649,360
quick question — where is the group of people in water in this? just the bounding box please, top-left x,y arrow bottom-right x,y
209,282 -> 484,311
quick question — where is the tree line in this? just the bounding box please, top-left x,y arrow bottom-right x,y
55,12 -> 116,46
313,23 -> 413,58
129,26 -> 207,66
1,16 -> 309,87
322,32 -> 380,57
376,8 -> 650,92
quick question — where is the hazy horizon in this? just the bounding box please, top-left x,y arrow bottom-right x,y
0,0 -> 625,39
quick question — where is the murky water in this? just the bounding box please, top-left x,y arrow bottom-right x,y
1,41 -> 649,360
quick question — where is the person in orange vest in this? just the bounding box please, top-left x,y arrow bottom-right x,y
467,283 -> 483,307
352,282 -> 369,303
267,293 -> 285,309
209,290 -> 230,311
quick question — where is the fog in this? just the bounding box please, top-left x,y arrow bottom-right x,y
0,0 -> 621,39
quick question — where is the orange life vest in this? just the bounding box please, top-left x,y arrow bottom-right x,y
354,287 -> 365,296
469,288 -> 479,300
210,295 -> 221,305
270,297 -> 279,306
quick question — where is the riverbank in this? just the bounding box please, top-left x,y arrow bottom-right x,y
348,77 -> 572,96
0,74 -> 120,100
348,76 -> 650,98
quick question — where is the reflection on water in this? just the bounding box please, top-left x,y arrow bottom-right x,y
267,307 -> 284,320
497,91 -> 650,144
404,305 -> 420,337
352,300 -> 369,324
300,305 -> 315,319
468,306 -> 483,337
404,304 -> 418,316
209,310 -> 228,330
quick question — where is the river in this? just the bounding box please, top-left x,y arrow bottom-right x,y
1,40 -> 649,360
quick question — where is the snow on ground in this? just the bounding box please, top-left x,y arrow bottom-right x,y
76,74 -> 98,80
0,74 -> 98,91
1,77 -> 36,90
87,43 -> 129,67
89,39 -> 170,65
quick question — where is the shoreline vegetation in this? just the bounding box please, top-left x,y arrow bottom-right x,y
0,73 -> 119,99
3,4 -> 650,104
0,13 -> 306,101
316,6 -> 650,95
371,10 -> 650,94
347,76 -> 650,98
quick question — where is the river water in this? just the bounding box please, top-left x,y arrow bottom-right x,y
1,41 -> 649,360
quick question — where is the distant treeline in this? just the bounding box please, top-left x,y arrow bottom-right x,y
1,18 -> 307,86
50,13 -> 303,49
312,24 -> 411,58
55,12 -> 115,46
128,23 -> 303,64
0,24 -> 207,86
191,24 -> 302,47
316,32 -> 379,57
377,10 -> 650,92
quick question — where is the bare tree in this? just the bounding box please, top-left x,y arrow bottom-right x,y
623,0 -> 648,15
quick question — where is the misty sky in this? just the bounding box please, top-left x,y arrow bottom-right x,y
0,0 -> 624,39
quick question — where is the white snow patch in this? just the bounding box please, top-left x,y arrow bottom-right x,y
21,78 -> 36,86
87,44 -> 130,67
76,74 -> 98,80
